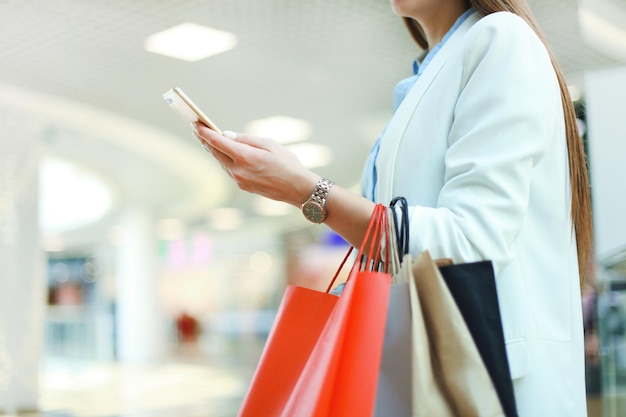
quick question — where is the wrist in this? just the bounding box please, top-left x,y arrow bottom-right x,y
291,173 -> 320,206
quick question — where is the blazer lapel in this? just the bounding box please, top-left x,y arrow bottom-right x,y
376,11 -> 480,204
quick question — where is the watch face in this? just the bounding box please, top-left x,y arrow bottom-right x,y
302,201 -> 326,223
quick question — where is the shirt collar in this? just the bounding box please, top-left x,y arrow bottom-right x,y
413,8 -> 475,76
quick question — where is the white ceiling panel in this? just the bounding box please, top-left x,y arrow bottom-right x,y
0,0 -> 623,227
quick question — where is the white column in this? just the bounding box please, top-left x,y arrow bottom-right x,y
115,207 -> 168,363
585,66 -> 626,261
0,109 -> 45,412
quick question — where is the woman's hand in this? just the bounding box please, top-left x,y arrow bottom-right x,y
192,122 -> 319,207
193,122 -> 375,248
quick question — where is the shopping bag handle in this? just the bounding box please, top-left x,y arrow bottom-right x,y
325,204 -> 389,293
356,204 -> 388,272
390,196 -> 409,256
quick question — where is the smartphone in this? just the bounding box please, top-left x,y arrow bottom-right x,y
163,87 -> 222,134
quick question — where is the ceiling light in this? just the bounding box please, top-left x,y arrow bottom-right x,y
245,116 -> 312,144
287,143 -> 333,168
145,23 -> 237,62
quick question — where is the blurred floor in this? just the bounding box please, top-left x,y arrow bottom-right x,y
1,336 -> 265,417
0,338 -> 608,417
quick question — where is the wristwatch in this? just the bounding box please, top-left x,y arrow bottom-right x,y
301,178 -> 334,224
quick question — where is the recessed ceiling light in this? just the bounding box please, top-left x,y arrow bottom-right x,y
287,143 -> 333,168
245,116 -> 312,144
145,23 -> 237,62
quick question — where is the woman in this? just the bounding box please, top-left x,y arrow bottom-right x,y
194,0 -> 592,415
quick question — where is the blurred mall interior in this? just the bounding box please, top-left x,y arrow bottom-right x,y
1,0 -> 626,416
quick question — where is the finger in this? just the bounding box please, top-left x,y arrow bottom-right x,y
199,137 -> 235,166
209,144 -> 234,167
195,123 -> 275,153
196,123 -> 244,159
192,129 -> 209,148
191,125 -> 235,164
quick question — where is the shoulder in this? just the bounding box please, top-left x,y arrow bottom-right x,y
469,11 -> 536,39
459,11 -> 552,74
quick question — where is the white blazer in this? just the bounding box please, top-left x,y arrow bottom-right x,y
376,11 -> 586,417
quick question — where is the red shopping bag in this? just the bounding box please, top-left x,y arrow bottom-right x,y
238,205 -> 392,417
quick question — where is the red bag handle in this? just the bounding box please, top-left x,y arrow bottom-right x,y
325,204 -> 390,293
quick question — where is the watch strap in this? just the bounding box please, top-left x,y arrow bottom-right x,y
307,178 -> 334,207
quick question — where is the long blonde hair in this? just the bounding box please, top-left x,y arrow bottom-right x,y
403,0 -> 593,285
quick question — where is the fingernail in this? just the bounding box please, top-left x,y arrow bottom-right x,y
223,130 -> 237,139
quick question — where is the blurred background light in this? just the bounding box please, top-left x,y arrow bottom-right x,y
245,116 -> 312,144
208,208 -> 243,230
252,196 -> 297,217
39,157 -> 114,233
287,143 -> 333,168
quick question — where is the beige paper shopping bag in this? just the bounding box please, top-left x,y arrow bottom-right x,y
409,251 -> 504,417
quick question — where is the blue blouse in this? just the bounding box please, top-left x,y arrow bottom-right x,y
361,8 -> 475,202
